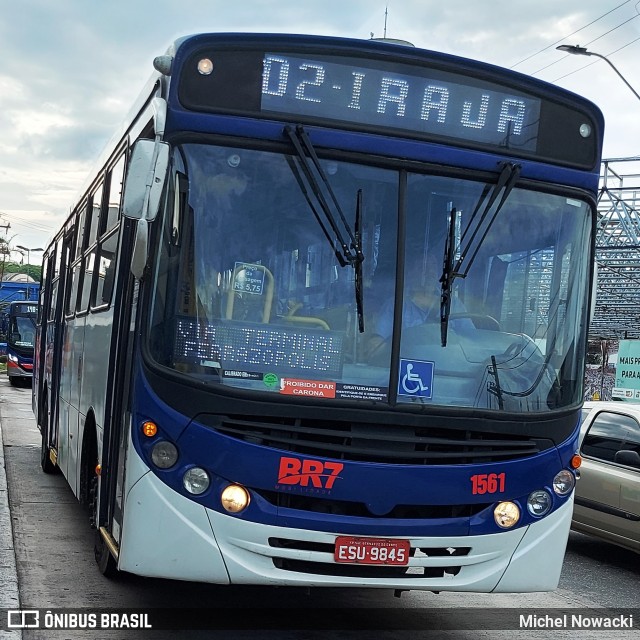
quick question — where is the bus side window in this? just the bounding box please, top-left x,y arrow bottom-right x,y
93,230 -> 119,307
86,183 -> 104,248
66,260 -> 82,315
101,154 -> 125,236
37,259 -> 49,324
76,204 -> 87,260
48,281 -> 59,322
78,251 -> 96,313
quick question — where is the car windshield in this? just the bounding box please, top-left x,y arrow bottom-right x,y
147,143 -> 592,412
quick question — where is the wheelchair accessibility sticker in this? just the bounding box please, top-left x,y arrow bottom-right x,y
398,359 -> 434,398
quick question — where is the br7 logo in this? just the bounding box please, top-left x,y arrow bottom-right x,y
277,456 -> 344,489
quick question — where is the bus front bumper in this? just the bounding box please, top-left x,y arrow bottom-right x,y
118,456 -> 572,592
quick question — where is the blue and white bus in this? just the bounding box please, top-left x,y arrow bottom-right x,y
34,33 -> 602,592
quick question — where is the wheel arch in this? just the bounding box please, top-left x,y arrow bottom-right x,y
79,409 -> 99,506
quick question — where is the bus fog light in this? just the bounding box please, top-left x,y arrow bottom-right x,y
527,490 -> 552,517
150,441 -> 178,469
183,467 -> 210,495
494,501 -> 520,529
553,470 -> 575,496
221,484 -> 250,513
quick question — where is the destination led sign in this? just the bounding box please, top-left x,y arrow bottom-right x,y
12,303 -> 38,315
261,53 -> 540,152
177,43 -> 599,167
174,318 -> 344,378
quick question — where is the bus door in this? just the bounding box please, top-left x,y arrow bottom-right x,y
46,235 -> 73,461
98,219 -> 139,545
35,253 -> 55,427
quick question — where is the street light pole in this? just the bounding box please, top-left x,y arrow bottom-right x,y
15,245 -> 44,267
556,44 -> 640,103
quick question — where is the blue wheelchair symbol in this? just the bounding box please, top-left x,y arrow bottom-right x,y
398,359 -> 434,398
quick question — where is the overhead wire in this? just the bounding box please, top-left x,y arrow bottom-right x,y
509,0 -> 635,69
529,11 -> 640,76
0,211 -> 56,235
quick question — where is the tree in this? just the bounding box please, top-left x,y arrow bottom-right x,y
0,237 -> 42,283
0,237 -> 11,284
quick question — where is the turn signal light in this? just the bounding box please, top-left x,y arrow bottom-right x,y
141,421 -> 158,437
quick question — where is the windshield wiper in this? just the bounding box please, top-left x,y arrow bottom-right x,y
285,124 -> 366,332
285,125 -> 363,268
354,188 -> 365,332
488,355 -> 505,410
440,206 -> 458,347
285,154 -> 347,267
455,161 -> 521,278
440,161 -> 521,346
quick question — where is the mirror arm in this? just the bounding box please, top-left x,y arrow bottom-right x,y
131,218 -> 149,280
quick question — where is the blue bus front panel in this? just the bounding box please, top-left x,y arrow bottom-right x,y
118,371 -> 579,591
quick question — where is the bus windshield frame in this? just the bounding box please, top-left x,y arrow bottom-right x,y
146,139 -> 594,413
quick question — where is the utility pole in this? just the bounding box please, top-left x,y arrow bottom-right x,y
0,224 -> 12,287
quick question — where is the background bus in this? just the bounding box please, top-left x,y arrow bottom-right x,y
4,300 -> 38,386
34,33 -> 602,593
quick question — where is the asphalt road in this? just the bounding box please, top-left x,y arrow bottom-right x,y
0,375 -> 638,640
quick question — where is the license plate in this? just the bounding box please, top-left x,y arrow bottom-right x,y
334,536 -> 410,565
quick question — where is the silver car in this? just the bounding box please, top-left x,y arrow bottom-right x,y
572,401 -> 640,553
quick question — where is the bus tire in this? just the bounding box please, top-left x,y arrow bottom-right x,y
90,475 -> 118,578
94,528 -> 119,578
40,398 -> 57,474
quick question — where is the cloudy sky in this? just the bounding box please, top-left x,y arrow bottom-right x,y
1,0 -> 639,256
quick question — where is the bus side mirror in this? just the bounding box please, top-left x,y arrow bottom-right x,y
122,139 -> 170,222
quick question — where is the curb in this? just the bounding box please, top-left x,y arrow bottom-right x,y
0,397 -> 23,639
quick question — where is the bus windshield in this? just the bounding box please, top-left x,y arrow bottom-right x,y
147,142 -> 592,412
9,313 -> 36,349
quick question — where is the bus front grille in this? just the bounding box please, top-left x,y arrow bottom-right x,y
255,491 -> 490,519
210,414 -> 543,465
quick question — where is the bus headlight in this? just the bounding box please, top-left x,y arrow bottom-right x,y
183,467 -> 210,495
553,470 -> 575,496
221,484 -> 250,513
527,490 -> 552,517
150,441 -> 178,469
494,501 -> 520,529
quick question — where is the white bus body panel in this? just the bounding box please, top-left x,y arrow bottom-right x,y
118,442 -> 571,591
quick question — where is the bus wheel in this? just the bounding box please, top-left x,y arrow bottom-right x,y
89,475 -> 118,578
40,399 -> 57,474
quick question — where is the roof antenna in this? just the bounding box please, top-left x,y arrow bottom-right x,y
370,5 -> 415,47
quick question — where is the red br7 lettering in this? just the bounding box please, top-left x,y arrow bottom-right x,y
278,456 -> 344,489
